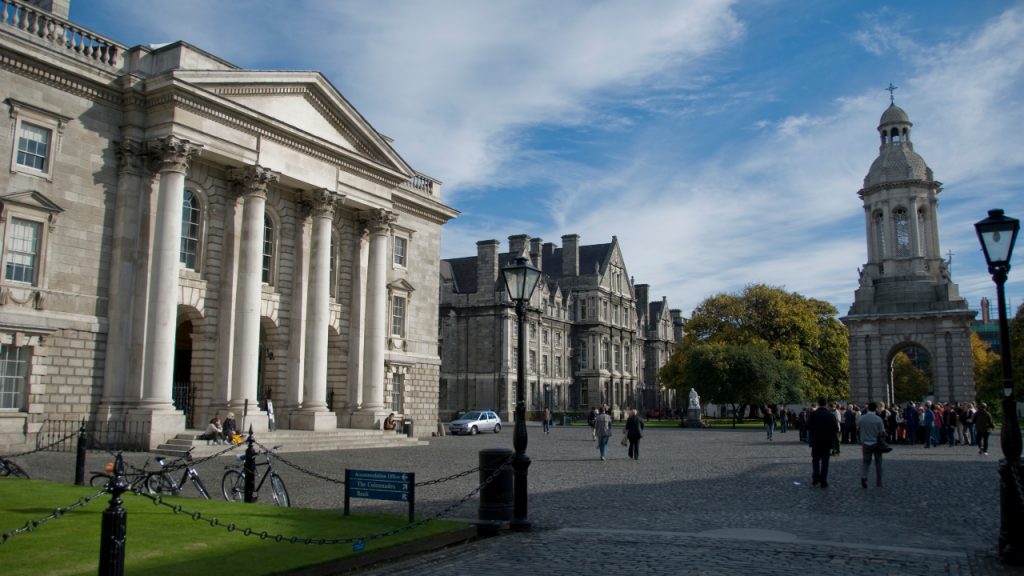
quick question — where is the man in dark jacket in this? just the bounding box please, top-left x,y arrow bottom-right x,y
808,397 -> 839,488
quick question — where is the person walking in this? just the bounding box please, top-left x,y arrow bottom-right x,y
624,409 -> 644,460
808,397 -> 839,488
595,407 -> 613,461
779,407 -> 789,433
542,407 -> 551,435
922,402 -> 936,448
975,402 -> 995,456
858,402 -> 886,488
763,408 -> 776,441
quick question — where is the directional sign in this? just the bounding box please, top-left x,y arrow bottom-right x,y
344,469 -> 416,524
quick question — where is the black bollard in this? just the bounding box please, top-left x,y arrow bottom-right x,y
244,426 -> 256,503
74,420 -> 87,486
478,448 -> 513,536
98,453 -> 128,576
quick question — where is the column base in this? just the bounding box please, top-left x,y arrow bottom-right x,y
126,407 -> 185,450
350,408 -> 389,431
291,409 -> 338,431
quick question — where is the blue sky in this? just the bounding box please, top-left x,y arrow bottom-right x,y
70,1 -> 1024,318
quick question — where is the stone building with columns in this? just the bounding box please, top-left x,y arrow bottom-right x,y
842,100 -> 975,405
439,234 -> 679,420
0,0 -> 456,449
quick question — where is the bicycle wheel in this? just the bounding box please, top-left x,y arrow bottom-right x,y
89,473 -> 111,488
269,473 -> 290,507
147,473 -> 175,495
1,459 -> 29,479
221,469 -> 245,502
190,473 -> 211,499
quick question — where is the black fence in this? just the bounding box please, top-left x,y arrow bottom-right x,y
36,419 -> 150,452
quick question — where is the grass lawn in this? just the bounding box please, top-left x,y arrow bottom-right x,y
0,479 -> 468,576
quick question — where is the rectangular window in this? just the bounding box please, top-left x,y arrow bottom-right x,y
0,345 -> 29,410
529,350 -> 536,372
391,295 -> 407,337
5,218 -> 42,284
542,329 -> 549,345
16,122 -> 51,172
542,354 -> 549,375
579,341 -> 588,369
555,355 -> 562,377
390,374 -> 404,412
262,216 -> 274,284
579,299 -> 587,320
393,235 -> 407,267
613,343 -> 620,371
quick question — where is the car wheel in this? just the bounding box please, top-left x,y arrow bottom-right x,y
493,424 -> 501,433
470,426 -> 478,435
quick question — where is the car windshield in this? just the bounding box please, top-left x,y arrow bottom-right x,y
459,411 -> 482,421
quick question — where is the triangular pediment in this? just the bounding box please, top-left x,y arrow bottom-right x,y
1,190 -> 64,215
179,71 -> 412,176
387,278 -> 416,293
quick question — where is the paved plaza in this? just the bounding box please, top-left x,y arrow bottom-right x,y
15,423 -> 1019,574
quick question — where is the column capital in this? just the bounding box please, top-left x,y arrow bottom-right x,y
228,165 -> 280,200
304,188 -> 337,220
147,135 -> 202,174
362,208 -> 397,235
116,139 -> 145,174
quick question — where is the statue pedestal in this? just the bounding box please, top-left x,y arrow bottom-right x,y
685,407 -> 704,428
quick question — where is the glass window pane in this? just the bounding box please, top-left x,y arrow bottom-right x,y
5,218 -> 41,284
263,215 -> 274,283
0,345 -> 29,410
16,122 -> 51,172
180,190 -> 200,269
391,296 -> 406,337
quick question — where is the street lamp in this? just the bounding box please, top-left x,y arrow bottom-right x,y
502,256 -> 541,532
974,208 -> 1022,565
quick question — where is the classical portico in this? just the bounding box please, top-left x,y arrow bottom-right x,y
842,100 -> 975,405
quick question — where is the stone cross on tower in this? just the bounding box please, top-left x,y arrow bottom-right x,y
886,82 -> 898,104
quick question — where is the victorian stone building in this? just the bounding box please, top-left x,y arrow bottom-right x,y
0,0 -> 456,449
842,100 -> 975,405
439,234 -> 680,420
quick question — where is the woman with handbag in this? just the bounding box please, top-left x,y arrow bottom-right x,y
624,409 -> 645,461
857,402 -> 887,488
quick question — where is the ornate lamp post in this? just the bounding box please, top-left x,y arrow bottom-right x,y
502,256 -> 541,531
974,208 -> 1022,564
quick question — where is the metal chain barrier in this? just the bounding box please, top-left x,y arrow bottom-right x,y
0,489 -> 108,544
255,439 -> 481,488
127,452 -> 514,546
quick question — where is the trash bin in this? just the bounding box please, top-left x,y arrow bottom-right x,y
403,420 -> 414,438
478,448 -> 513,533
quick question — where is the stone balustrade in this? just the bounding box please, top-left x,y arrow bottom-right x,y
400,173 -> 440,198
0,0 -> 124,68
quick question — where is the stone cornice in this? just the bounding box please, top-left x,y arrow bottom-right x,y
858,179 -> 942,199
0,46 -> 122,108
392,187 -> 459,226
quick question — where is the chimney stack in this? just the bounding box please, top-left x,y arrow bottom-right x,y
981,297 -> 991,323
508,234 -> 530,259
561,234 -> 580,277
530,237 -> 543,270
477,239 -> 500,294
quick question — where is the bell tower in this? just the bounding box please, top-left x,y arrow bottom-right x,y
842,94 -> 976,405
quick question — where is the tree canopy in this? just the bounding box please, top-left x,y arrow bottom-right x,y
891,350 -> 930,403
659,284 -> 849,405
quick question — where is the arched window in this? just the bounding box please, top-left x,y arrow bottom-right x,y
262,213 -> 275,284
894,208 -> 910,257
873,210 -> 886,259
180,189 -> 201,269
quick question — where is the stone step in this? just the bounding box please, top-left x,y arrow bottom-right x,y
154,428 -> 426,458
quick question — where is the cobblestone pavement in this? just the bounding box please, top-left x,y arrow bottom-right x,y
10,423 -> 1020,574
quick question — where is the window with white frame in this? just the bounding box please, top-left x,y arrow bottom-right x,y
0,344 -> 29,410
390,373 -> 404,412
4,217 -> 41,284
613,343 -> 620,371
555,355 -> 562,377
579,298 -> 588,320
180,189 -> 201,269
602,339 -> 610,370
329,230 -> 337,299
391,294 -> 407,338
262,214 -> 275,284
542,354 -> 549,375
529,350 -> 536,372
393,234 -> 408,267
542,328 -> 549,345
8,101 -> 68,181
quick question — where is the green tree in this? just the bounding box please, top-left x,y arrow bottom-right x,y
971,331 -> 1002,411
1011,303 -> 1024,397
891,351 -> 929,403
660,284 -> 849,404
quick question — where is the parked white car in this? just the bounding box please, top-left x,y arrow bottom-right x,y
449,410 -> 502,435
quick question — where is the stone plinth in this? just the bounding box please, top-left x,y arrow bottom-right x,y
685,407 -> 705,428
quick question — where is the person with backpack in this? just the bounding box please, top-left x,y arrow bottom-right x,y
975,402 -> 995,456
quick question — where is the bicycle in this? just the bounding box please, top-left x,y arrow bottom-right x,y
89,456 -> 157,492
221,445 -> 289,506
0,456 -> 29,479
147,448 -> 210,499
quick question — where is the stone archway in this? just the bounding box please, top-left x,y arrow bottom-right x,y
886,342 -> 932,404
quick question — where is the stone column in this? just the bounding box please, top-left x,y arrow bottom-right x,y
293,189 -> 338,430
286,203 -> 311,417
227,165 -> 278,430
131,136 -> 200,448
350,209 -> 395,430
339,225 -> 369,427
100,139 -> 144,415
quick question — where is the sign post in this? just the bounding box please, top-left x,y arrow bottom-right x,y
344,469 -> 415,523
